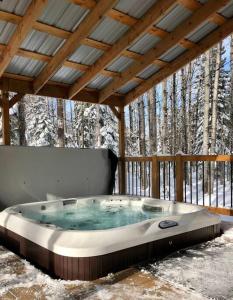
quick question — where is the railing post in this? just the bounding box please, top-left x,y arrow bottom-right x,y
118,106 -> 126,194
152,155 -> 160,198
175,154 -> 184,202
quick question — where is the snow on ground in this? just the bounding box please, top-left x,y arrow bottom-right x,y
143,222 -> 233,299
1,222 -> 233,299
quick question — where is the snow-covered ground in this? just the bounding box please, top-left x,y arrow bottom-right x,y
1,222 -> 233,299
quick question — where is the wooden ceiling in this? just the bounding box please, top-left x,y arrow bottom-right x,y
0,0 -> 232,107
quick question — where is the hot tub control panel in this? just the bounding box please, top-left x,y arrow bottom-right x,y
159,220 -> 178,229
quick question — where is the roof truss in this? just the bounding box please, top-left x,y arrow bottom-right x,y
98,0 -> 229,103
0,0 -> 232,107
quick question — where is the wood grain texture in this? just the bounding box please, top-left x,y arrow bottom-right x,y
0,224 -> 220,280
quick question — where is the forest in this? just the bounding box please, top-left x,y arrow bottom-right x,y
0,35 -> 233,159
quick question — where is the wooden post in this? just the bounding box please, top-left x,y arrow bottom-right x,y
152,155 -> 160,198
175,154 -> 184,202
2,91 -> 10,145
119,106 -> 126,194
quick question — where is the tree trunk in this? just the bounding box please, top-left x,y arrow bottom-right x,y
230,35 -> 233,153
138,97 -> 147,189
57,98 -> 65,147
18,96 -> 26,146
181,67 -> 187,153
147,87 -> 157,155
171,73 -> 177,154
162,80 -> 168,154
187,62 -> 193,154
96,105 -> 101,148
203,51 -> 210,193
210,43 -> 221,154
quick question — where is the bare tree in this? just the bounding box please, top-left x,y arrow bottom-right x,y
57,98 -> 64,147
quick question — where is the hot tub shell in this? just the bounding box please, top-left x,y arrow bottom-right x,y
0,196 -> 221,280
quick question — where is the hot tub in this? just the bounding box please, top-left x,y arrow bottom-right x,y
0,196 -> 220,280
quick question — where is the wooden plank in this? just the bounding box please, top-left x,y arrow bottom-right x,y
107,9 -> 138,26
9,93 -> 25,108
175,154 -> 184,202
68,0 -> 96,9
124,157 -> 153,162
33,0 -> 117,94
206,206 -> 233,216
99,0 -> 229,103
124,16 -> 233,106
69,0 -> 177,99
109,105 -> 121,120
2,91 -> 10,145
0,0 -> 48,77
0,76 -> 124,107
182,155 -> 233,162
152,156 -> 160,198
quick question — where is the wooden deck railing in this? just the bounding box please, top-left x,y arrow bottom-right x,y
114,154 -> 233,216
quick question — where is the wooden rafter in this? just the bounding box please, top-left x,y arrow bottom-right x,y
0,0 -> 48,78
0,76 -> 124,107
68,0 -> 177,99
98,0 -> 229,103
33,0 -> 117,94
124,17 -> 233,106
0,1 -> 226,63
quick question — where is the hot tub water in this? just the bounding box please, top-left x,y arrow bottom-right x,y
22,201 -> 171,230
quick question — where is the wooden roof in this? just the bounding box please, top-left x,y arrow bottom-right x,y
0,0 -> 232,107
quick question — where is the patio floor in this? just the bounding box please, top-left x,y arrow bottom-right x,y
0,221 -> 233,300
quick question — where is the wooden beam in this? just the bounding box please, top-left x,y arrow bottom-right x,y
0,76 -> 124,107
0,4 -> 226,73
99,0 -> 229,103
109,105 -> 120,119
1,91 -> 10,145
68,0 -> 96,10
33,0 -> 117,94
68,0 -> 177,99
0,44 -> 123,78
124,17 -> 233,106
9,93 -> 25,108
0,0 -> 48,78
0,2 -> 227,57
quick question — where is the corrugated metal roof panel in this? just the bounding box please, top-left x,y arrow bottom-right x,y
219,1 -> 233,18
0,0 -> 31,16
156,4 -> 192,32
114,0 -> 157,19
107,56 -> 134,72
6,56 -> 46,77
52,66 -> 83,84
137,64 -> 160,79
160,44 -> 186,62
87,75 -> 113,90
89,17 -> 129,45
69,45 -> 104,65
21,30 -> 65,56
129,33 -> 160,55
38,0 -> 89,32
187,21 -> 218,43
0,21 -> 16,44
117,80 -> 139,94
